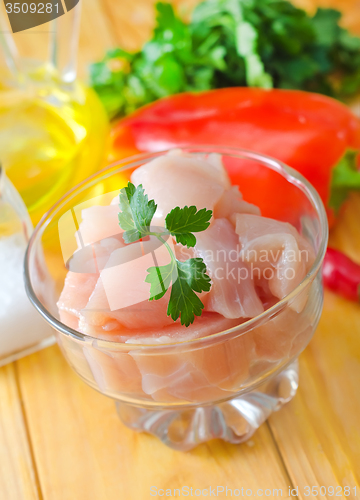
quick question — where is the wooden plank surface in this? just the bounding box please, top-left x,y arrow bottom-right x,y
17,346 -> 293,500
0,364 -> 40,500
269,291 -> 360,498
1,0 -> 360,499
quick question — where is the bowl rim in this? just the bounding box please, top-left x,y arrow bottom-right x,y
24,145 -> 329,350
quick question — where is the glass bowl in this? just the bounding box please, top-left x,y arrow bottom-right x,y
25,147 -> 328,451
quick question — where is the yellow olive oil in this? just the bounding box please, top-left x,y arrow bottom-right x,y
0,76 -> 109,225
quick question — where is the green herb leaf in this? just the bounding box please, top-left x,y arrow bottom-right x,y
92,1 -> 360,117
146,258 -> 211,326
118,183 -> 213,326
89,61 -> 113,86
118,182 -> 157,243
312,8 -> 341,47
145,262 -> 176,300
91,1 -> 360,118
165,205 -> 212,247
167,258 -> 211,326
105,48 -> 135,62
329,150 -> 360,213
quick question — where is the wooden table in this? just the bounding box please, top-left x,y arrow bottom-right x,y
2,1 -> 360,499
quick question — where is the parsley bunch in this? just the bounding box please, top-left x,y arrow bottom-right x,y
118,182 -> 212,326
90,0 -> 360,119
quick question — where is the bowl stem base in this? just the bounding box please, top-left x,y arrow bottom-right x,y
115,359 -> 299,451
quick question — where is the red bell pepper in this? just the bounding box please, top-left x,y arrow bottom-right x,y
108,88 -> 360,227
108,88 -> 360,301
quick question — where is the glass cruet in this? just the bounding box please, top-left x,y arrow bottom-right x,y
0,166 -> 54,366
0,1 -> 109,225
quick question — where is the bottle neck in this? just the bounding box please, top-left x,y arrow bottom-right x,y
0,1 -> 81,89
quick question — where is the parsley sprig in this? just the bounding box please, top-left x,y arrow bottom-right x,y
90,1 -> 360,119
118,182 -> 212,326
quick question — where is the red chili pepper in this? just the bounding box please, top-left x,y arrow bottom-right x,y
108,88 -> 360,227
323,248 -> 360,302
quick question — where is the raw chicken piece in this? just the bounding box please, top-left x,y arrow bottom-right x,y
168,149 -> 231,189
173,241 -> 194,262
197,152 -> 231,189
59,310 -> 82,331
235,214 -> 315,300
83,347 -> 144,396
194,218 -> 264,319
214,186 -> 261,220
79,235 -> 180,332
76,204 -> 122,246
80,312 -> 244,402
146,367 -> 228,403
69,237 -> 124,274
252,306 -> 313,362
57,272 -> 98,330
124,312 -> 240,344
100,234 -> 176,308
69,232 -> 211,336
255,279 -> 279,310
58,334 -> 102,387
184,331 -> 256,392
79,280 -> 175,333
131,152 -> 229,225
58,237 -> 124,328
128,313 -> 248,402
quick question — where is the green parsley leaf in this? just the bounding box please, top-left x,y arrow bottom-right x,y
118,183 -> 213,326
146,258 -> 211,326
167,259 -> 211,326
145,262 -> 176,300
91,0 -> 360,119
118,182 -> 157,243
145,257 -> 212,326
165,205 -> 212,247
176,258 -> 212,294
329,150 -> 360,213
312,8 -> 341,47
